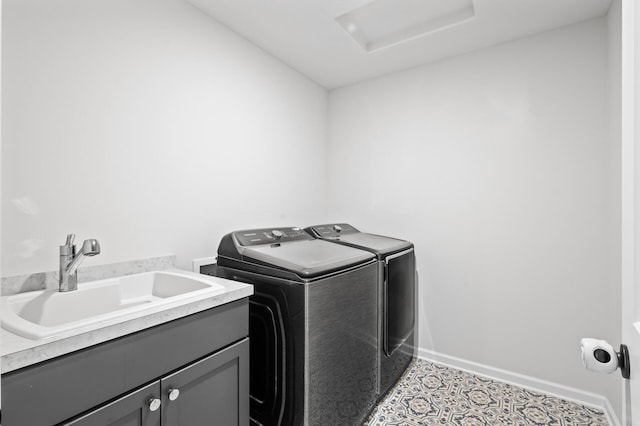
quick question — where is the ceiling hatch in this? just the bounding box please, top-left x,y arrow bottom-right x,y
336,0 -> 476,53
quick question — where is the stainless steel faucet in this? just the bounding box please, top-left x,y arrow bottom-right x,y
59,234 -> 101,292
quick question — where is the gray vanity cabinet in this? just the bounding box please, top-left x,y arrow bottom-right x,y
3,299 -> 249,426
64,339 -> 249,426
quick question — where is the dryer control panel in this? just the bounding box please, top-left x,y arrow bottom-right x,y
233,227 -> 312,246
306,223 -> 359,239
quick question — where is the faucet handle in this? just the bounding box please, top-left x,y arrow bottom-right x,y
65,234 -> 76,247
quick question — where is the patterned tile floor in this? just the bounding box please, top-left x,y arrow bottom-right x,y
366,359 -> 609,426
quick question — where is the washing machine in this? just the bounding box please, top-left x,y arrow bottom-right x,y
305,224 -> 416,398
202,227 -> 379,426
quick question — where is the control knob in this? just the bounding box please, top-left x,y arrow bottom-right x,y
332,225 -> 342,233
271,230 -> 284,240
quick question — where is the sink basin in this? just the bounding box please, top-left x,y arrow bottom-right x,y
0,270 -> 225,340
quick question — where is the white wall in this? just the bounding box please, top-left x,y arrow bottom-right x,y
1,0 -> 328,277
327,18 -> 621,415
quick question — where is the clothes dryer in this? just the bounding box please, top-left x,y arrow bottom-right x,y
202,227 -> 379,426
305,224 -> 416,398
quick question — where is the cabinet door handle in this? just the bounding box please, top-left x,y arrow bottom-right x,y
149,398 -> 162,412
168,388 -> 180,401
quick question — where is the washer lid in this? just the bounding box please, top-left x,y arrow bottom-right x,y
336,233 -> 412,256
306,223 -> 412,257
240,239 -> 375,278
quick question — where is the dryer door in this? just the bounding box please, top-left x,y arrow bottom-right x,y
248,292 -> 287,425
384,249 -> 416,356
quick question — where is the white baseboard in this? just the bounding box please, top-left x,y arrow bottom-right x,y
416,348 -> 620,426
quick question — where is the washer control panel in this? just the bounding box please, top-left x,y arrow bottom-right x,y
306,223 -> 359,239
234,227 -> 312,246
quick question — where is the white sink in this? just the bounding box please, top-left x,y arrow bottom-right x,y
0,270 -> 225,340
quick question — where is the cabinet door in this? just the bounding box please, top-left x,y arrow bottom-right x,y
63,381 -> 161,426
161,338 -> 249,426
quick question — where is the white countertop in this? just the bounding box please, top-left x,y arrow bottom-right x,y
1,271 -> 253,374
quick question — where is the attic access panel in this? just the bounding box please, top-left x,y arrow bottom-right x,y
336,0 -> 476,52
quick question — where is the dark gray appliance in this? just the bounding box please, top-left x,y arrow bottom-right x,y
202,227 -> 379,426
305,223 -> 415,398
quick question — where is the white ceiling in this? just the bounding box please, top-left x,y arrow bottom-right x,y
186,0 -> 612,89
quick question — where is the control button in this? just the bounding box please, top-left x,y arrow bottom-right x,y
333,225 -> 342,232
271,230 -> 284,240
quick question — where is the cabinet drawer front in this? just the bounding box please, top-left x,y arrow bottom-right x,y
124,300 -> 248,388
161,338 -> 249,426
63,381 -> 161,426
3,340 -> 127,426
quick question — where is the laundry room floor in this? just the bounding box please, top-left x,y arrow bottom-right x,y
366,359 -> 609,426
